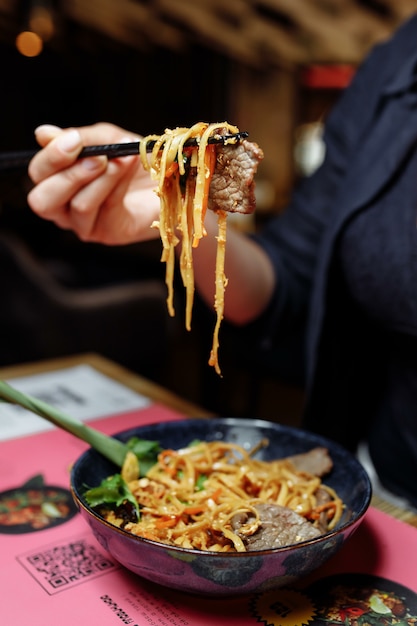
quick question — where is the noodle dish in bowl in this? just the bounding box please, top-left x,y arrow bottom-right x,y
70,417 -> 372,596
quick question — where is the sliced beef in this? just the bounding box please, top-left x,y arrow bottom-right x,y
286,447 -> 333,478
208,140 -> 264,214
231,503 -> 321,551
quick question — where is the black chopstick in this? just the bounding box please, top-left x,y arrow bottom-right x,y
0,132 -> 249,171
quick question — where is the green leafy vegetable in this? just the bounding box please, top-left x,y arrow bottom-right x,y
83,437 -> 163,516
84,474 -> 139,516
195,474 -> 207,491
126,437 -> 162,476
188,439 -> 202,447
83,437 -> 206,519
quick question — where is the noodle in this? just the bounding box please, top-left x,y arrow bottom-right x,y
208,209 -> 228,372
140,122 -> 240,375
99,441 -> 344,553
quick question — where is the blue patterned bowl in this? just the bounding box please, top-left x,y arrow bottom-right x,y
70,417 -> 372,596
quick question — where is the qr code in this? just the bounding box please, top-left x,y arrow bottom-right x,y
17,535 -> 118,595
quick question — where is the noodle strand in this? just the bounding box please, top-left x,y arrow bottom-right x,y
139,122 -> 240,374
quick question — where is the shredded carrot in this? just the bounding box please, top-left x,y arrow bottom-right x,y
210,488 -> 222,503
159,450 -> 178,465
165,162 -> 179,178
158,449 -> 180,477
183,505 -> 206,516
308,501 -> 337,520
155,516 -> 178,529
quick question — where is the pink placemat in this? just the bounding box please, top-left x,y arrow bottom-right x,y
1,404 -> 416,625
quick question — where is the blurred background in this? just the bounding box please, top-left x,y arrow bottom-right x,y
0,0 -> 416,424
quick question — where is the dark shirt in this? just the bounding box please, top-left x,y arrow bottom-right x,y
338,151 -> 417,504
253,14 -> 417,506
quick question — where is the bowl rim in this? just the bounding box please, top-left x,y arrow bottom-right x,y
70,417 -> 372,557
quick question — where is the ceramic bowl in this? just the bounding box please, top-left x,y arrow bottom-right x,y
70,417 -> 372,596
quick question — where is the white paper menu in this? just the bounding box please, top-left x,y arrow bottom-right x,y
0,364 -> 150,441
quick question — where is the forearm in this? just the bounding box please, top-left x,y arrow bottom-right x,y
192,212 -> 276,326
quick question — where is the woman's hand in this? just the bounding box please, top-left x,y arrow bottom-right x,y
27,122 -> 160,245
